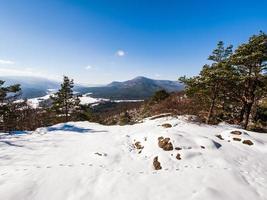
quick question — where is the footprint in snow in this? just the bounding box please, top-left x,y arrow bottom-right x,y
46,166 -> 52,169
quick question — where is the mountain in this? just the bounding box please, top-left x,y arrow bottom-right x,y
0,76 -> 183,100
78,76 -> 184,100
0,76 -> 60,99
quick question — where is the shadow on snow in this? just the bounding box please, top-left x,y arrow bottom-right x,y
47,124 -> 108,134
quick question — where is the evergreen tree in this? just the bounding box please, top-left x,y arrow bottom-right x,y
50,76 -> 80,122
180,41 -> 234,124
151,89 -> 170,103
230,32 -> 267,129
0,80 -> 21,132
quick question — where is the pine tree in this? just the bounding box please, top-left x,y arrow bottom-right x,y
50,76 -> 80,122
230,32 -> 267,129
0,80 -> 21,132
180,41 -> 235,124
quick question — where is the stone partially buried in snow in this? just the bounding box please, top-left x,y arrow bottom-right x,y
215,134 -> 224,140
176,153 -> 181,160
134,141 -> 144,150
158,137 -> 173,151
230,131 -> 242,135
161,123 -> 172,128
153,156 -> 162,170
243,140 -> 254,146
233,137 -> 241,141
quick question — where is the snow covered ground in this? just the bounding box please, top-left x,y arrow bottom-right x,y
27,92 -> 143,108
79,93 -> 110,106
0,116 -> 267,200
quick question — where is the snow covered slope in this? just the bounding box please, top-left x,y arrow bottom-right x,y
0,116 -> 267,200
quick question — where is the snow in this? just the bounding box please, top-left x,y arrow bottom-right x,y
79,93 -> 143,105
27,94 -> 51,108
79,93 -> 109,105
27,93 -> 143,108
0,116 -> 267,200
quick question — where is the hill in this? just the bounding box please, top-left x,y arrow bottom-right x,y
78,76 -> 184,100
0,76 -> 60,99
0,76 -> 183,100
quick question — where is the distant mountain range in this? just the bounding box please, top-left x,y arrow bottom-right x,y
0,76 -> 60,99
0,76 -> 184,100
74,76 -> 183,99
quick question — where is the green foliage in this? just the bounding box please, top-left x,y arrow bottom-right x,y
50,76 -> 80,122
180,41 -> 235,124
151,90 -> 170,103
0,80 -> 22,132
78,105 -> 94,121
179,32 -> 267,129
230,32 -> 267,128
119,111 -> 131,125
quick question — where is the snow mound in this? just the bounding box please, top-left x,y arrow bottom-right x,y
0,117 -> 267,200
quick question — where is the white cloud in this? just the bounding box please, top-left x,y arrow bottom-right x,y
0,59 -> 15,65
116,50 -> 126,57
155,74 -> 161,78
0,66 -> 60,80
85,65 -> 93,70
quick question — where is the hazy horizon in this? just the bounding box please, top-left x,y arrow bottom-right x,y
0,74 -> 182,86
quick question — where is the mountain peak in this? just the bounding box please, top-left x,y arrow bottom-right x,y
132,76 -> 150,81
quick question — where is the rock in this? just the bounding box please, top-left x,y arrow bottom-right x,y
175,147 -> 182,150
243,140 -> 253,146
158,137 -> 173,151
162,123 -> 172,128
200,146 -> 205,149
233,137 -> 241,141
164,143 -> 174,151
176,153 -> 181,160
216,134 -> 224,140
134,141 -> 144,149
153,156 -> 162,170
230,131 -> 242,135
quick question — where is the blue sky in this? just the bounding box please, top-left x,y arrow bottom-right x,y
0,0 -> 266,84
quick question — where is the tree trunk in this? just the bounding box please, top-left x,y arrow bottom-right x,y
206,85 -> 219,124
65,105 -> 68,122
243,102 -> 253,130
239,103 -> 246,123
206,97 -> 216,124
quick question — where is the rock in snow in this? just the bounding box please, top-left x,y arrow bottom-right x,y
0,116 -> 267,200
